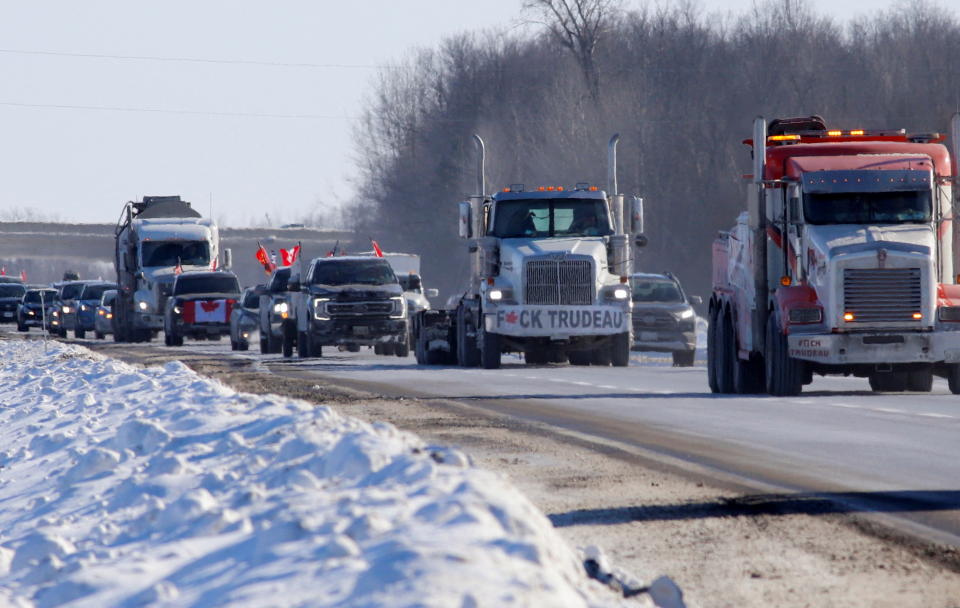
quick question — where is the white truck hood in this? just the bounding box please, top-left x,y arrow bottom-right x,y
500,237 -> 607,262
806,224 -> 933,260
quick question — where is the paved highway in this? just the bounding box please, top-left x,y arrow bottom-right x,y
252,348 -> 960,545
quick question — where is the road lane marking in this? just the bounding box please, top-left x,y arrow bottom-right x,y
917,412 -> 956,419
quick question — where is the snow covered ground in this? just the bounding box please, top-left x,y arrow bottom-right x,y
0,339 -> 640,607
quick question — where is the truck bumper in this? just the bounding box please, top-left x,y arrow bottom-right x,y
632,331 -> 695,353
310,317 -> 407,346
787,331 -> 960,365
176,322 -> 230,337
136,313 -> 164,330
483,305 -> 630,338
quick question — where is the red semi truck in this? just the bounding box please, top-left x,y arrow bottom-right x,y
710,114 -> 960,395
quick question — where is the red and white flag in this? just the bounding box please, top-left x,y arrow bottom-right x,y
371,239 -> 384,258
255,242 -> 276,274
280,245 -> 300,266
0,267 -> 5,276
174,259 -> 183,275
211,255 -> 219,271
20,270 -> 27,282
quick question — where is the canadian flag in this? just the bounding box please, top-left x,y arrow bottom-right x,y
371,239 -> 384,258
174,259 -> 183,275
280,245 -> 300,266
182,299 -> 232,324
255,242 -> 276,274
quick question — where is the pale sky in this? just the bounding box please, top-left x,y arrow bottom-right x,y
0,0 -> 890,226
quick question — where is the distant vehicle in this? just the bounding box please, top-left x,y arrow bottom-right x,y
74,282 -> 117,338
230,286 -> 262,351
163,271 -> 241,346
280,223 -> 305,229
114,196 -> 230,343
17,287 -> 57,332
0,276 -> 24,284
258,267 -> 291,354
0,282 -> 26,324
51,280 -> 94,338
94,290 -> 118,339
284,256 -> 409,359
630,272 -> 701,366
62,270 -> 80,281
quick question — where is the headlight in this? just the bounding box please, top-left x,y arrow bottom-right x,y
138,301 -> 149,311
97,309 -> 104,316
52,310 -> 59,318
788,308 -> 823,324
27,311 -> 35,316
173,305 -> 182,314
488,289 -> 503,301
612,287 -> 629,300
313,298 -> 330,320
678,308 -> 695,320
106,313 -> 113,319
61,306 -> 71,314
273,302 -> 289,314
389,296 -> 406,319
80,305 -> 88,312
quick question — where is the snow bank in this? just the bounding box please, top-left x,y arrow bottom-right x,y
0,341 -> 629,607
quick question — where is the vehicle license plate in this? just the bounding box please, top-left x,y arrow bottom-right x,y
640,331 -> 658,341
353,326 -> 370,336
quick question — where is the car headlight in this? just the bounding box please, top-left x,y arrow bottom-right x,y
61,306 -> 71,314
612,287 -> 629,300
173,305 -> 182,314
313,298 -> 330,320
138,301 -> 149,311
273,301 -> 289,314
488,289 -> 503,301
390,296 -> 406,319
678,308 -> 695,320
52,310 -> 59,318
27,311 -> 35,316
97,309 -> 104,316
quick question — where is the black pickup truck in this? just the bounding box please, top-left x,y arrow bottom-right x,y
284,256 -> 409,358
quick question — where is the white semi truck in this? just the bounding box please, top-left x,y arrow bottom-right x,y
413,135 -> 645,369
113,196 -> 228,342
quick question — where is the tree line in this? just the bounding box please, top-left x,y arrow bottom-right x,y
343,0 -> 960,301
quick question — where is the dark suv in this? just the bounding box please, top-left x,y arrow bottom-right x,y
163,271 -> 241,346
630,272 -> 701,366
0,281 -> 26,323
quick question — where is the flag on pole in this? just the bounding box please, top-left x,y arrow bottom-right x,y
255,241 -> 275,274
280,245 -> 300,266
370,239 -> 384,258
174,258 -> 183,275
326,240 -> 339,258
20,270 -> 27,282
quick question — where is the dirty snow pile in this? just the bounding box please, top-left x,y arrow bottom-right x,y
0,340 -> 631,607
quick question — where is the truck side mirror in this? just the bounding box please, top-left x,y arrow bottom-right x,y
222,248 -> 232,270
630,196 -> 644,234
634,234 -> 649,248
426,288 -> 439,298
288,277 -> 301,292
408,273 -> 422,291
690,295 -> 703,305
458,201 -> 472,239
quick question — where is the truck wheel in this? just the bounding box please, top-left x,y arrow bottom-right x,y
480,330 -> 501,369
672,350 -> 695,367
167,330 -> 183,347
74,328 -> 85,339
611,333 -> 630,367
297,331 -> 311,358
239,340 -> 249,351
282,322 -> 294,358
525,348 -> 548,365
568,351 -> 591,366
231,338 -> 238,351
374,344 -> 384,355
95,331 -> 105,340
907,369 -> 933,392
764,315 -> 802,396
591,347 -> 612,366
707,307 -> 719,392
715,311 -> 734,393
395,341 -> 410,357
869,372 -> 907,392
456,306 -> 480,367
948,364 -> 960,394
17,320 -> 27,332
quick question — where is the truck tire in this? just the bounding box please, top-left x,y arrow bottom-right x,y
907,369 -> 933,392
75,328 -> 85,339
260,336 -> 269,354
715,310 -> 734,393
395,341 -> 410,357
456,306 -> 480,367
239,339 -> 249,351
672,350 -> 695,367
525,348 -> 548,365
17,319 -> 27,332
869,372 -> 907,392
297,331 -> 311,358
282,322 -> 294,359
591,347 -> 612,366
415,328 -> 429,364
168,330 -> 183,347
480,330 -> 501,369
948,364 -> 960,395
764,315 -> 802,396
568,351 -> 591,366
611,333 -> 630,367
95,331 -> 104,340
707,306 -> 719,392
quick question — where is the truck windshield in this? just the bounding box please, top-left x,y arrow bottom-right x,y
631,279 -> 683,303
25,290 -> 56,303
310,260 -> 398,286
59,283 -> 85,300
174,275 -> 240,296
141,241 -> 211,267
491,199 -> 612,238
803,191 -> 932,225
0,284 -> 25,298
81,285 -> 114,301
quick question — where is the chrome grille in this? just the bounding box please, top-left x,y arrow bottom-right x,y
524,257 -> 593,305
633,311 -> 676,331
843,268 -> 922,323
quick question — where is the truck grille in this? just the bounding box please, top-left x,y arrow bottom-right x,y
843,268 -> 922,323
633,311 -> 676,331
327,301 -> 393,316
524,257 -> 593,305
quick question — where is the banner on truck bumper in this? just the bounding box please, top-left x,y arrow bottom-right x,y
484,305 -> 628,337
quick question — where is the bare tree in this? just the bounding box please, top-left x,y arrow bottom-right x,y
523,0 -> 621,99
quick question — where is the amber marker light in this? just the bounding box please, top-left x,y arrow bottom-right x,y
827,130 -> 842,137
780,276 -> 792,286
912,312 -> 923,320
843,312 -> 855,322
850,129 -> 865,136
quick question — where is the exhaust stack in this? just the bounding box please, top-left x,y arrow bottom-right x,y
607,133 -> 620,196
473,134 -> 486,197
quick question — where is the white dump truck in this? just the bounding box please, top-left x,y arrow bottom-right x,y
413,134 -> 645,368
113,196 -> 229,342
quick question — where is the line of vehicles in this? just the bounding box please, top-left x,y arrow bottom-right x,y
9,113 -> 956,396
